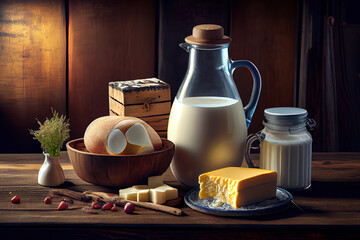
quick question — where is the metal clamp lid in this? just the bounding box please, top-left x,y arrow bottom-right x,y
306,118 -> 316,131
263,107 -> 310,130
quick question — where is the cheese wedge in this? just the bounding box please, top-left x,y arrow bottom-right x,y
199,167 -> 277,209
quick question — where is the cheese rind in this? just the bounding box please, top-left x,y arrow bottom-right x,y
198,167 -> 277,209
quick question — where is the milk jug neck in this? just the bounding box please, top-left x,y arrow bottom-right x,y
181,43 -> 230,70
177,42 -> 239,102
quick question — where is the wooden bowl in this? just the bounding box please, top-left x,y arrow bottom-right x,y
66,138 -> 174,188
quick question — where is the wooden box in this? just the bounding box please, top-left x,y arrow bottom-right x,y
109,78 -> 171,137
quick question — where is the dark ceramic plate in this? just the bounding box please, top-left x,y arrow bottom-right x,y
184,187 -> 293,217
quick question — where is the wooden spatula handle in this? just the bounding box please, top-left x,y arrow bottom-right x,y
106,197 -> 182,216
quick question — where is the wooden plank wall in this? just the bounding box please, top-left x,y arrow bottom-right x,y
339,5 -> 360,152
230,0 -> 297,134
158,0 -> 297,135
3,0 -> 358,153
158,0 -> 231,102
0,0 -> 297,153
68,0 -> 156,140
297,0 -> 360,152
0,0 -> 66,153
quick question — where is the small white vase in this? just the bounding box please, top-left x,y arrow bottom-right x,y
38,153 -> 65,187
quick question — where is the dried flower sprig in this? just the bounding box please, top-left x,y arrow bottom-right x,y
29,109 -> 70,157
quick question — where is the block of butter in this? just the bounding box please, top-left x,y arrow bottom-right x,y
149,184 -> 178,204
119,175 -> 179,204
198,167 -> 277,209
148,175 -> 164,188
119,185 -> 150,202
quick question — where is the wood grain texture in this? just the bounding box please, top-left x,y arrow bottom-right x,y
334,1 -> 360,152
229,0 -> 297,134
158,0 -> 231,102
68,0 -> 156,140
109,97 -> 171,118
66,138 -> 174,188
296,0 -> 360,152
297,0 -> 338,152
0,152 -> 359,239
0,0 -> 66,153
83,191 -> 182,216
109,111 -> 169,137
0,152 -> 359,229
1,227 -> 359,240
109,79 -> 171,105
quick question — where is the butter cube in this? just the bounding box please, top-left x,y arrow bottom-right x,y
149,189 -> 167,204
119,180 -> 179,205
149,184 -> 178,204
119,187 -> 138,201
148,175 -> 164,188
119,185 -> 150,202
137,190 -> 150,202
132,185 -> 150,190
156,184 -> 178,200
199,167 -> 277,209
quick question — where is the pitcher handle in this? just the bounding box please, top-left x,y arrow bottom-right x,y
245,131 -> 265,168
230,60 -> 261,128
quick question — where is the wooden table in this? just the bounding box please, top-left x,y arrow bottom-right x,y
1,152 -> 359,239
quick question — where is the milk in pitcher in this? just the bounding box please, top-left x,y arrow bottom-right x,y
168,96 -> 247,187
168,24 -> 262,188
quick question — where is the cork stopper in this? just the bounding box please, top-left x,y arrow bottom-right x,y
185,24 -> 231,45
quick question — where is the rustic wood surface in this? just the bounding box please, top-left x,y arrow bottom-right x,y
1,0 -> 359,155
157,0 -> 231,101
109,80 -> 171,136
109,97 -> 171,119
108,79 -> 171,105
230,0 -> 298,135
68,0 -> 156,140
109,112 -> 169,137
0,0 -> 66,153
0,152 -> 359,239
297,0 -> 360,152
66,138 -> 174,188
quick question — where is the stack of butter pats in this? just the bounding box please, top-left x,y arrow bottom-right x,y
120,175 -> 178,204
198,167 -> 277,209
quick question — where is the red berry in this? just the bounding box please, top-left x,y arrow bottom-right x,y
124,202 -> 135,214
44,196 -> 52,204
91,202 -> 101,209
102,202 -> 112,210
11,196 -> 20,204
57,201 -> 68,210
111,204 -> 117,212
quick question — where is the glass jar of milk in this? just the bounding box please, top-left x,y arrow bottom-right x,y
246,107 -> 316,190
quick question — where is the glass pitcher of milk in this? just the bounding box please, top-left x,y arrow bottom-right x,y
167,24 -> 262,187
